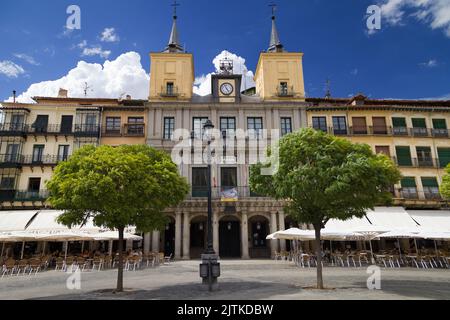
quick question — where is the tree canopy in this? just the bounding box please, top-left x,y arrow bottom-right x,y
440,165 -> 450,199
250,128 -> 401,288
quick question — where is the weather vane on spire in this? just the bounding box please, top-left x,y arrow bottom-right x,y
269,2 -> 277,17
172,0 -> 180,17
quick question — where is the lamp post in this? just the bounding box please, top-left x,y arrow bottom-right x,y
199,120 -> 220,291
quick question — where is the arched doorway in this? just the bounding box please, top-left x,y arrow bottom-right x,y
190,216 -> 207,259
219,216 -> 241,258
249,215 -> 270,259
163,217 -> 175,257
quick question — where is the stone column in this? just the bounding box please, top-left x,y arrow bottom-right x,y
270,211 -> 279,258
241,212 -> 250,259
182,212 -> 190,259
278,211 -> 286,252
175,211 -> 182,260
151,230 -> 160,253
213,210 -> 219,254
143,233 -> 151,254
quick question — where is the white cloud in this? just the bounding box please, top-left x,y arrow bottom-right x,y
6,52 -> 149,103
13,53 -> 40,66
100,28 -> 120,42
419,59 -> 438,67
76,40 -> 87,49
82,46 -> 111,59
193,50 -> 256,96
0,60 -> 25,78
379,0 -> 450,37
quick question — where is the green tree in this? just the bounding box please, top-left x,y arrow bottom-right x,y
440,165 -> 450,199
250,128 -> 401,289
47,144 -> 189,292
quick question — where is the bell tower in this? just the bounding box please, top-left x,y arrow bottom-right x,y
254,4 -> 305,101
149,1 -> 194,101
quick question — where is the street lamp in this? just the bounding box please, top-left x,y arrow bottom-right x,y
199,120 -> 220,291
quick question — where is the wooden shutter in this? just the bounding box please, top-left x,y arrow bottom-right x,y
438,148 -> 450,168
352,117 -> 367,133
392,117 -> 406,127
396,146 -> 412,166
421,177 -> 438,188
401,178 -> 416,188
412,118 -> 426,128
372,117 -> 387,134
433,119 -> 447,129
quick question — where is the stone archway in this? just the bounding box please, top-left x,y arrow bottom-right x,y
248,215 -> 271,259
190,215 -> 207,259
219,215 -> 241,258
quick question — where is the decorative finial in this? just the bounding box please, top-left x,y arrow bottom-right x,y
269,2 -> 277,18
325,78 -> 332,99
172,0 -> 180,18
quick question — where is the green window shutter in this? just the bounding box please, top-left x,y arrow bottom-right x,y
438,148 -> 450,168
412,118 -> 426,128
421,177 -> 438,188
433,119 -> 447,129
392,117 -> 406,127
396,146 -> 412,166
401,177 -> 416,188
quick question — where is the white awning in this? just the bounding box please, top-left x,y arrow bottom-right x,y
25,210 -> 100,234
325,216 -> 373,231
407,210 -> 450,232
0,210 -> 40,232
366,207 -> 419,230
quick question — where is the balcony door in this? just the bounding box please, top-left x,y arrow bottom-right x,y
352,117 -> 367,134
58,145 -> 70,162
11,115 -> 24,131
5,144 -> 20,162
60,116 -> 73,134
34,115 -> 49,133
32,145 -> 45,163
373,117 -> 387,134
192,167 -> 208,197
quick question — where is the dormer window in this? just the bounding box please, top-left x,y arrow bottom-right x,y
277,82 -> 293,97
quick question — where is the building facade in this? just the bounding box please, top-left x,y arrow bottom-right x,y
1,11 -> 449,260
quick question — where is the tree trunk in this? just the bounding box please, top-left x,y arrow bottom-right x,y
314,224 -> 324,289
116,227 -> 125,292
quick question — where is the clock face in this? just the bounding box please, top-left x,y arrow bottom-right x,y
220,82 -> 234,96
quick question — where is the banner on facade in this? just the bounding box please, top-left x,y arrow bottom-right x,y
221,188 -> 238,202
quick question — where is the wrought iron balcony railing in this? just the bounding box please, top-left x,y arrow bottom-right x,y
0,123 -> 29,136
189,186 -> 267,200
0,190 -> 49,202
276,85 -> 296,97
160,86 -> 179,97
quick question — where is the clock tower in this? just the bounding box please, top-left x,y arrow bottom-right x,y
211,58 -> 242,103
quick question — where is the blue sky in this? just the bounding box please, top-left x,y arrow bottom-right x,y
0,0 -> 449,101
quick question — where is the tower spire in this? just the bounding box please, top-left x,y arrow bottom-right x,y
268,3 -> 284,53
164,1 -> 184,53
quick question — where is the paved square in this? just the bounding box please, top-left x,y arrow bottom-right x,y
0,260 -> 449,300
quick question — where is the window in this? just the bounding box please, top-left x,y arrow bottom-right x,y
58,145 -> 70,162
392,117 -> 407,135
332,116 -> 347,135
10,115 -> 24,131
432,119 -> 448,137
401,177 -> 417,199
60,116 -> 73,134
193,117 -> 209,140
352,117 -> 367,134
164,117 -> 175,140
221,167 -> 237,188
5,144 -> 20,162
396,146 -> 412,167
279,82 -> 288,96
312,117 -> 327,133
105,117 -> 121,134
412,118 -> 428,136
127,117 -> 144,135
0,177 -> 15,190
247,117 -> 263,139
372,117 -> 388,134
421,177 -> 440,200
192,167 -> 208,197
32,145 -> 45,163
375,146 -> 390,157
166,82 -> 174,95
280,117 -> 292,136
438,148 -> 450,168
85,114 -> 97,132
416,147 -> 433,167
220,117 -> 236,138
33,115 -> 49,133
28,178 -> 41,192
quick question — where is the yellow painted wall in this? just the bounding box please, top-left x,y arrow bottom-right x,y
100,109 -> 147,145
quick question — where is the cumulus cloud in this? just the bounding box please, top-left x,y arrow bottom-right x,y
100,28 -> 120,42
6,52 -> 149,103
193,50 -> 256,96
14,53 -> 40,66
379,0 -> 450,37
0,60 -> 25,78
81,46 -> 111,59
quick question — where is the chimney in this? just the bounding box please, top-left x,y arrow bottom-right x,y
57,88 -> 68,98
13,90 -> 16,103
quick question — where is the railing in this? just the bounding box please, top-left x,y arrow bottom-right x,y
124,124 -> 145,137
0,123 -> 29,136
0,154 -> 24,168
392,157 -> 439,168
74,125 -> 100,137
28,124 -> 74,135
317,126 -> 449,138
160,86 -> 179,97
22,155 -> 62,166
398,190 -> 442,201
0,190 -> 49,202
189,186 -> 267,199
276,85 -> 295,97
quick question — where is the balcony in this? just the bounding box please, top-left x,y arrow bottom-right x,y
22,155 -> 62,166
28,124 -> 74,136
0,154 -> 24,168
189,186 -> 267,200
392,127 -> 409,136
160,86 -> 179,97
411,127 -> 429,137
0,123 -> 28,137
392,157 -> 438,168
124,124 -> 145,137
276,85 -> 295,97
398,190 -> 442,201
432,128 -> 449,138
0,190 -> 49,202
74,125 -> 100,138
